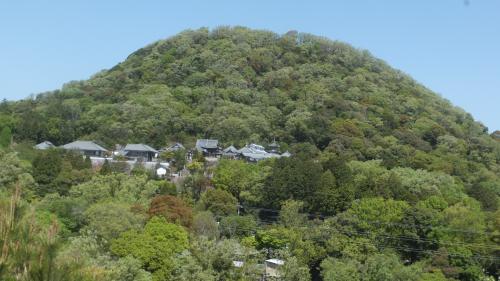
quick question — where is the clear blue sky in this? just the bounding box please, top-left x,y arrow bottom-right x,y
1,0 -> 499,130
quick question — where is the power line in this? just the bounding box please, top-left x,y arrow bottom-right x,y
222,206 -> 500,261
336,228 -> 500,252
242,206 -> 496,236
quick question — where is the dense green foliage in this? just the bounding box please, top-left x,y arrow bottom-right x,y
0,27 -> 499,280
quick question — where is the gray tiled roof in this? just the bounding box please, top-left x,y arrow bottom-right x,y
268,141 -> 280,148
124,144 -> 158,153
196,139 -> 219,150
237,143 -> 282,161
223,145 -> 239,153
237,144 -> 267,155
242,152 -> 280,160
34,141 -> 55,150
281,151 -> 292,157
62,141 -> 108,152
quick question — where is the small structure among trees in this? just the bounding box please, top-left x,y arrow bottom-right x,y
161,142 -> 185,152
34,141 -> 55,150
265,259 -> 284,278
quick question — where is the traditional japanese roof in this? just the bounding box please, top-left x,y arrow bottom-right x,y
223,145 -> 239,154
249,143 -> 266,151
34,141 -> 55,150
196,139 -> 219,150
281,151 -> 292,157
163,142 -> 185,151
124,143 -> 158,153
268,141 -> 280,148
237,146 -> 254,154
61,140 -> 108,152
241,152 -> 280,160
237,144 -> 267,155
237,143 -> 282,161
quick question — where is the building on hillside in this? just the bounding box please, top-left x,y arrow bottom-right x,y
61,140 -> 108,157
222,145 -> 239,158
161,142 -> 185,152
265,259 -> 284,278
123,144 -> 158,161
237,143 -> 281,162
34,141 -> 55,150
195,139 -> 220,156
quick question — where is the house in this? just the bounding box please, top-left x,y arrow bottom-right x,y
61,140 -> 108,157
265,259 -> 284,278
222,145 -> 239,158
237,144 -> 281,162
34,141 -> 55,150
161,142 -> 185,152
195,139 -> 220,156
123,144 -> 158,161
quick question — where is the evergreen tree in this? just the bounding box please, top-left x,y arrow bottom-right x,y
32,149 -> 63,196
84,155 -> 92,169
100,159 -> 112,175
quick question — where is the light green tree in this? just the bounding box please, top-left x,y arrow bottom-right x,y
83,201 -> 145,245
110,216 -> 189,281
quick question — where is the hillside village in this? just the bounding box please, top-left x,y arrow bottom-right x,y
34,139 -> 291,178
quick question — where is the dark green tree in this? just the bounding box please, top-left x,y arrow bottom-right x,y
32,149 -> 63,196
0,126 -> 12,148
100,159 -> 112,175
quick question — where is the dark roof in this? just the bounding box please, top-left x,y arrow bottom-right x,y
223,145 -> 239,156
196,139 -> 219,150
124,144 -> 158,153
62,141 -> 108,152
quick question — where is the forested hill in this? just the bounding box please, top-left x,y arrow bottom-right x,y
3,27 -> 499,179
1,26 -> 500,280
3,26 -> 493,147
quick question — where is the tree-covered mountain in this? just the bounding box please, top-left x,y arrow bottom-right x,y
3,26 -> 499,189
0,27 -> 499,280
